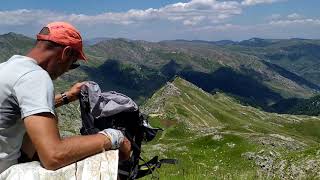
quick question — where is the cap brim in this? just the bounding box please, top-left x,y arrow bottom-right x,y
78,50 -> 87,61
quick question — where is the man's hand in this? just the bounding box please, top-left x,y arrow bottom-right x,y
66,82 -> 86,102
119,138 -> 131,161
99,129 -> 131,160
99,129 -> 124,149
55,82 -> 86,108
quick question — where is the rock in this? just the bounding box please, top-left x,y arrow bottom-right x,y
242,151 -> 275,174
213,166 -> 219,171
269,134 -> 295,142
141,82 -> 181,114
243,149 -> 320,179
305,160 -> 317,171
212,135 -> 223,141
227,142 -> 235,148
242,152 -> 255,160
0,151 -> 119,180
175,146 -> 188,152
253,135 -> 304,150
163,82 -> 181,97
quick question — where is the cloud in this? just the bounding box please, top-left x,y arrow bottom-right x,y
268,13 -> 319,26
269,18 -> 320,26
0,0 -> 290,28
0,0 -> 244,27
0,9 -> 62,26
287,13 -> 303,20
1,0 -> 317,41
241,0 -> 285,6
187,12 -> 320,41
83,0 -> 242,26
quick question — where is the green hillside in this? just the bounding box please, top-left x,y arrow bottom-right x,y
271,94 -> 320,116
0,32 -> 34,62
141,77 -> 320,179
2,32 -> 320,178
83,39 -> 320,107
221,38 -> 320,86
1,33 -> 320,115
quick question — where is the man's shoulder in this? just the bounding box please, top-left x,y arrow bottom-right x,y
7,55 -> 42,70
1,55 -> 51,85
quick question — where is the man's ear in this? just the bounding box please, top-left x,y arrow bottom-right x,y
61,46 -> 72,61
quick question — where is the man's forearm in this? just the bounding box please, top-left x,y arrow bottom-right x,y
55,83 -> 84,108
54,92 -> 75,108
54,93 -> 64,108
24,113 -> 112,170
42,134 -> 111,170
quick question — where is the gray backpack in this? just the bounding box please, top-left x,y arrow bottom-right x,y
79,81 -> 177,179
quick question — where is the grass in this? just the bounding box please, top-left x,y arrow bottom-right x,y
54,76 -> 320,179
142,120 -> 261,179
140,77 -> 320,179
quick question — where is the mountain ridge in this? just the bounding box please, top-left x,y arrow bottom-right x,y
2,32 -> 320,178
141,77 -> 320,179
1,32 -> 320,112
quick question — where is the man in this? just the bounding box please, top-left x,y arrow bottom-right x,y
0,22 -> 131,173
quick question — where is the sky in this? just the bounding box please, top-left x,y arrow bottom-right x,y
0,0 -> 319,41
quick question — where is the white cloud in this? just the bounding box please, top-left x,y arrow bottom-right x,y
267,13 -> 319,26
241,0 -> 285,6
1,0 -> 317,41
269,18 -> 320,26
0,0 -> 244,27
0,0 -> 291,28
0,9 -> 63,26
287,13 -> 303,20
188,14 -> 320,41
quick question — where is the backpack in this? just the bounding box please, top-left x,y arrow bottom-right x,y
79,81 -> 177,179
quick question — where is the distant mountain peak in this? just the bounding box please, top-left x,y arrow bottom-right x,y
0,32 -> 27,38
248,37 -> 264,41
84,37 -> 112,45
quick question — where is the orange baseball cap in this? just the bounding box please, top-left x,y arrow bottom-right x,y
37,22 -> 87,61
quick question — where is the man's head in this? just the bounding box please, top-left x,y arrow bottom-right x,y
32,22 -> 87,80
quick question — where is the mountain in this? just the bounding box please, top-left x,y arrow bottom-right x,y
238,38 -> 276,47
212,40 -> 236,46
1,33 -> 320,111
219,38 -> 320,86
141,77 -> 320,179
271,95 -> 320,116
2,32 -> 320,178
83,37 -> 112,46
0,32 -> 34,62
85,39 -> 319,107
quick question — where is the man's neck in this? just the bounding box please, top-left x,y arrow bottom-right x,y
26,48 -> 50,69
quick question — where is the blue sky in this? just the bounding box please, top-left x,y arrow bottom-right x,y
0,0 -> 319,41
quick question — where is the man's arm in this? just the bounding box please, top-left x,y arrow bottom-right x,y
21,133 -> 36,159
24,112 -> 114,170
55,82 -> 84,108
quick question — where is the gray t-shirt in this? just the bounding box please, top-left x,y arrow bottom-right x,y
0,55 -> 55,173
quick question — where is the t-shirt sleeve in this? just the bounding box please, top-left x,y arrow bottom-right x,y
13,70 -> 55,119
